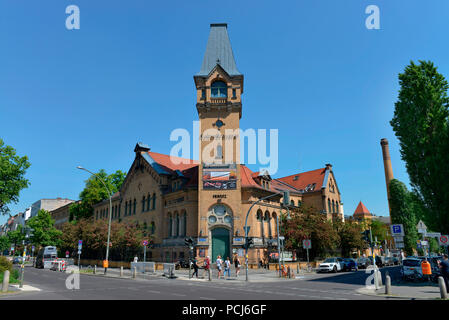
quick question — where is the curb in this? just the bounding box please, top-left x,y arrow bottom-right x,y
355,287 -> 439,300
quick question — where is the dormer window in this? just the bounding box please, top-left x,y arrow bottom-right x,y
211,81 -> 227,98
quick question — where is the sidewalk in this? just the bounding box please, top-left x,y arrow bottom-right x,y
357,283 -> 446,300
78,266 -> 313,283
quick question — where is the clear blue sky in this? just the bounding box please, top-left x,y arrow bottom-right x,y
1,0 -> 449,224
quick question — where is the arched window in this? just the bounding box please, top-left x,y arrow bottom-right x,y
272,212 -> 278,237
265,211 -> 271,238
125,201 -> 128,216
142,196 -> 145,213
335,201 -> 339,214
257,209 -> 264,238
152,193 -> 156,210
118,205 -> 121,218
332,200 -> 335,213
133,199 -> 137,215
211,81 -> 227,98
147,194 -> 151,211
328,198 -> 331,213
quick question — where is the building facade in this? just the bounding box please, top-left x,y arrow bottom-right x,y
92,24 -> 344,263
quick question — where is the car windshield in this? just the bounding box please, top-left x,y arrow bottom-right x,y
344,258 -> 353,262
403,259 -> 421,267
324,258 -> 336,263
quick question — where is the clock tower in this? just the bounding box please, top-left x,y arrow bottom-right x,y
194,23 -> 244,261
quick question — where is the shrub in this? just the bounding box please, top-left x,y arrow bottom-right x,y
0,256 -> 12,273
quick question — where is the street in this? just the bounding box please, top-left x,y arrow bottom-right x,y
0,265 -> 402,300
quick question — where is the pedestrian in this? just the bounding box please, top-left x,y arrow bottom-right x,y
234,255 -> 241,277
203,256 -> 210,278
216,255 -> 223,279
224,257 -> 231,278
192,258 -> 199,278
438,254 -> 449,293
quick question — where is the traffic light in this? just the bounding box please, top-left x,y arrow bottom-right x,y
244,237 -> 254,250
184,237 -> 194,247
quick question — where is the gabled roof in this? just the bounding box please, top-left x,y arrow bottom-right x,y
354,201 -> 371,216
197,23 -> 241,77
277,168 -> 327,193
241,165 -> 301,194
142,151 -> 198,175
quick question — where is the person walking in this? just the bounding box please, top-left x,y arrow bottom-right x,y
234,255 -> 241,278
192,258 -> 199,278
224,257 -> 231,278
438,254 -> 449,293
216,255 -> 223,279
203,256 -> 210,278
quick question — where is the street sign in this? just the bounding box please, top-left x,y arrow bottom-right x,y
438,235 -> 449,246
303,239 -> 311,249
425,232 -> 441,238
391,224 -> 405,236
396,242 -> 405,248
393,236 -> 404,242
65,250 -> 69,258
421,240 -> 428,246
142,240 -> 148,246
31,246 -> 35,252
417,220 -> 427,234
78,240 -> 83,250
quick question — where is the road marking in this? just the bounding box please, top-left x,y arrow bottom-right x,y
171,293 -> 186,297
148,290 -> 161,294
199,296 -> 216,300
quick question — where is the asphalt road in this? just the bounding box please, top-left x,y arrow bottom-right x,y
0,265 -> 402,300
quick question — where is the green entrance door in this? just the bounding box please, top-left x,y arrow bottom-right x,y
211,228 -> 230,262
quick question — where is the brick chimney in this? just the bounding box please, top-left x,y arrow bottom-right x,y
380,138 -> 394,214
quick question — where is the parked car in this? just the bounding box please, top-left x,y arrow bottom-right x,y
401,258 -> 423,281
384,257 -> 395,266
341,258 -> 358,271
357,257 -> 371,269
368,256 -> 384,268
317,258 -> 343,273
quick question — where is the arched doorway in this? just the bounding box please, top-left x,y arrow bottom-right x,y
211,227 -> 230,262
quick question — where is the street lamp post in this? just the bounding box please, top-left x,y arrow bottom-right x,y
243,191 -> 291,282
77,166 -> 113,274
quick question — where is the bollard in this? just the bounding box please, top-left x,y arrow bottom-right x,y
208,268 -> 211,281
120,266 -> 123,277
2,270 -> 10,293
297,264 -> 300,274
438,277 -> 448,299
385,275 -> 391,295
132,267 -> 137,279
94,265 -> 96,274
378,270 -> 383,287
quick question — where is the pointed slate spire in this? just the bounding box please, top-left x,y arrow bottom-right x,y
197,23 -> 241,77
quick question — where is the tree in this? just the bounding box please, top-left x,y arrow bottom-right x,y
370,220 -> 388,244
389,179 -> 419,255
70,169 -> 126,220
0,139 -> 31,215
7,225 -> 24,249
390,60 -> 449,233
335,219 -> 365,257
282,206 -> 339,259
0,236 -> 10,255
26,209 -> 63,247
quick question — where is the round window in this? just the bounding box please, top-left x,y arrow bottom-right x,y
213,205 -> 226,216
224,215 -> 232,224
208,216 -> 217,223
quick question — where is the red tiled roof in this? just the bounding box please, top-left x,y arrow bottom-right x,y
241,165 -> 300,194
277,168 -> 326,192
147,151 -> 198,172
354,201 -> 371,216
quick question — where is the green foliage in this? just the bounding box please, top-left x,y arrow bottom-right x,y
370,220 -> 388,244
26,209 -> 63,247
390,60 -> 449,233
282,206 -> 339,259
333,218 -> 365,257
0,139 -> 31,215
389,179 -> 419,256
0,268 -> 19,284
0,255 -> 12,273
0,236 -> 10,253
70,169 -> 126,220
60,218 -> 146,261
7,225 -> 24,246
